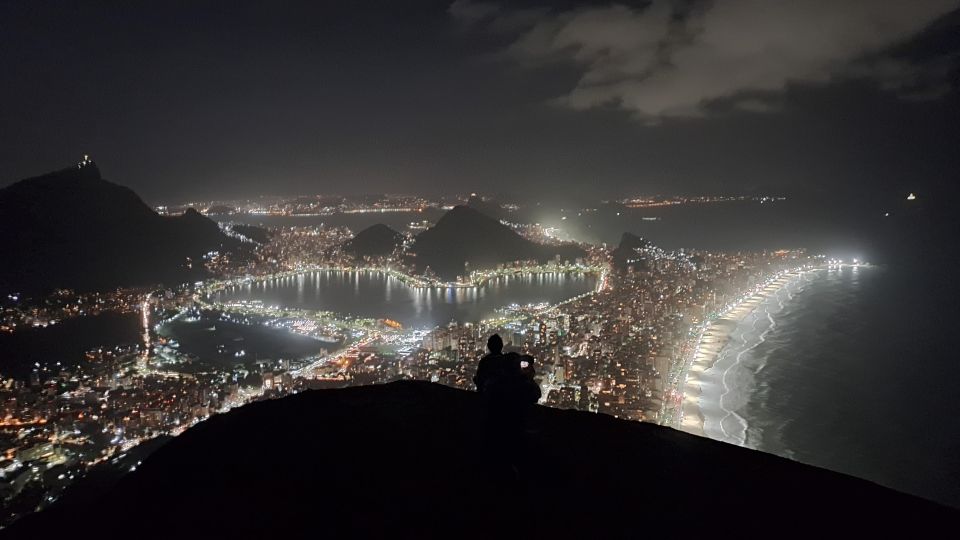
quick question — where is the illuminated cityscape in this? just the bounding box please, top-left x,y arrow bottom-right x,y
0,188 -> 824,523
2,1 -> 959,532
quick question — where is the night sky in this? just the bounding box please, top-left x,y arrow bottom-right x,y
2,1 -> 958,203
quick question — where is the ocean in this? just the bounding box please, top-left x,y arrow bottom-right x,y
699,264 -> 960,508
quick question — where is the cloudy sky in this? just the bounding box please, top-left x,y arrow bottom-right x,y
1,0 -> 958,202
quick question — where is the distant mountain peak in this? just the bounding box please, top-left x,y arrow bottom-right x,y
429,205 -> 512,233
362,223 -> 402,235
465,196 -> 508,221
0,162 -> 238,295
612,232 -> 653,271
343,224 -> 404,259
618,232 -> 649,248
436,204 -> 485,223
407,205 -> 584,279
8,160 -> 103,188
77,154 -> 96,169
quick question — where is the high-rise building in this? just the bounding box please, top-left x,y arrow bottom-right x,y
511,330 -> 524,348
557,315 -> 569,333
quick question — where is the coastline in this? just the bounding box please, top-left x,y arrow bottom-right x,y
202,264 -> 604,296
678,272 -> 803,438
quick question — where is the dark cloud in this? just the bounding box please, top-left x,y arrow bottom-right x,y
448,0 -> 500,24
457,0 -> 960,119
1,1 -> 958,201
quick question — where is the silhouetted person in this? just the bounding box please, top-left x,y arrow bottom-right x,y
473,334 -> 506,392
474,335 -> 541,482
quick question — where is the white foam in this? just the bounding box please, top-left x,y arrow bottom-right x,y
700,272 -> 812,448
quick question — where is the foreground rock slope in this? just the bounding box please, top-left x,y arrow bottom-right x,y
7,381 -> 954,538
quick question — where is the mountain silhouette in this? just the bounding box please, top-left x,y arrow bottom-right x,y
0,162 -> 239,296
465,194 -> 509,221
611,231 -> 653,271
343,223 -> 404,260
5,381 -> 954,539
408,205 -> 584,279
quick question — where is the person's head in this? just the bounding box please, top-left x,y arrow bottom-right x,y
487,334 -> 503,354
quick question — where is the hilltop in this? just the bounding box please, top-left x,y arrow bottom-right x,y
611,231 -> 653,271
408,205 -> 584,279
6,381 -> 954,538
342,223 -> 404,260
465,194 -> 509,221
0,161 -> 239,295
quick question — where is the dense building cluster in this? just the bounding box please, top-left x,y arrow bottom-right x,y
0,317 -> 317,525
1,289 -> 146,334
619,195 -> 786,208
0,195 -> 808,527
327,248 -> 806,424
159,193 -> 453,217
261,225 -> 354,269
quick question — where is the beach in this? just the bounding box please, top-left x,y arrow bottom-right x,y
678,272 -> 804,439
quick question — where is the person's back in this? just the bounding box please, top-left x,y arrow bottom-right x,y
481,352 -> 525,409
474,335 -> 541,482
474,335 -> 540,406
474,334 -> 509,394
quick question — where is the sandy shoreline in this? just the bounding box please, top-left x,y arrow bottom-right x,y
678,273 -> 799,437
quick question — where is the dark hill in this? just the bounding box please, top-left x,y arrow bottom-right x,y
466,194 -> 508,221
343,223 -> 404,259
408,205 -> 585,279
6,381 -> 954,539
612,231 -> 653,271
0,162 -> 239,295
